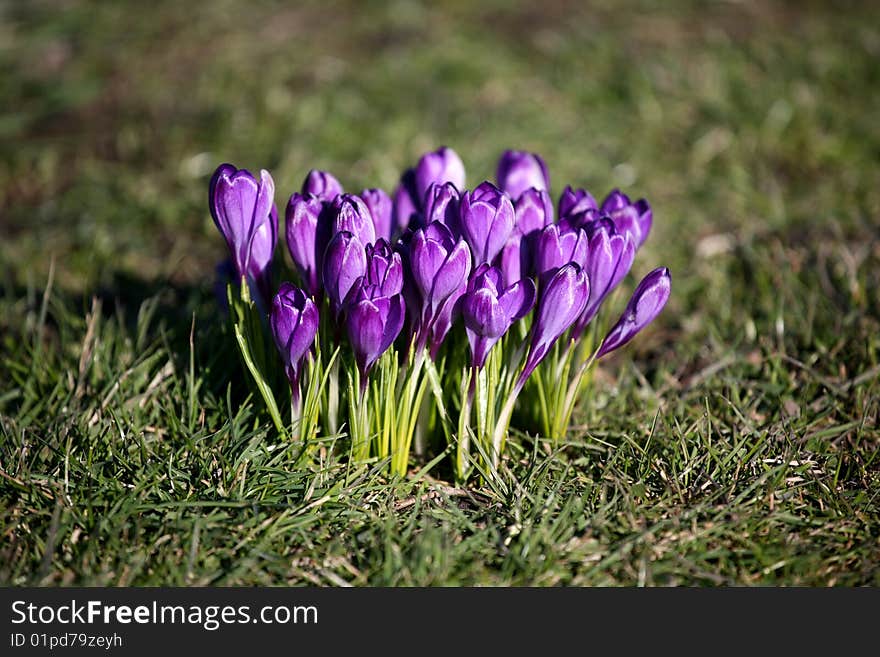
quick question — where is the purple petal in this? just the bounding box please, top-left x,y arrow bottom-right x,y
302,169 -> 343,202
423,182 -> 461,236
323,231 -> 367,311
498,278 -> 536,322
414,146 -> 466,202
285,193 -> 322,295
431,240 -> 471,307
496,150 -> 550,200
362,188 -> 393,243
460,184 -> 514,265
514,188 -> 554,237
347,298 -> 385,373
463,288 -> 508,338
519,263 -> 590,385
333,194 -> 376,247
597,267 -> 671,358
558,186 -> 598,219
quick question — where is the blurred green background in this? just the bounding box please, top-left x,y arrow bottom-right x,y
1,1 -> 878,585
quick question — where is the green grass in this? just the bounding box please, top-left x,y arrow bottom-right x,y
1,0 -> 878,586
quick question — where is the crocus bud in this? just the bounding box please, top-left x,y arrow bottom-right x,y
462,264 -> 536,368
600,189 -> 652,249
332,193 -> 376,247
558,186 -> 597,220
534,223 -> 590,282
285,193 -> 332,297
519,263 -> 590,386
347,294 -> 406,378
414,146 -> 466,204
571,223 -> 635,337
514,188 -> 554,238
496,150 -> 550,201
302,169 -> 343,202
423,182 -> 461,235
459,181 -> 515,265
362,239 -> 404,299
597,267 -> 670,358
209,164 -> 278,287
409,221 -> 472,349
361,188 -> 393,243
322,231 -> 367,315
270,283 -> 319,388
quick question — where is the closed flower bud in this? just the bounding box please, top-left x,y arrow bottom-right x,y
519,263 -> 590,385
361,188 -> 393,243
571,222 -> 636,337
558,185 -> 597,220
270,283 -> 319,388
459,181 -> 515,265
423,182 -> 461,235
597,267 -> 670,358
362,239 -> 404,299
346,294 -> 406,378
209,164 -> 278,288
496,150 -> 550,201
534,223 -> 590,282
285,192 -> 332,298
322,230 -> 367,315
600,189 -> 652,249
302,169 -> 343,202
409,221 -> 472,351
332,193 -> 376,247
414,146 -> 466,205
514,188 -> 554,238
462,265 -> 536,368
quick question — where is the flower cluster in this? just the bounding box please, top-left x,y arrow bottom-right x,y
210,147 -> 670,481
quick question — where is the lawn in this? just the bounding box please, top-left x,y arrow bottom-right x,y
1,0 -> 878,586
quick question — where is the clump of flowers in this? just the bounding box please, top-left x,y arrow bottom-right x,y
209,147 -> 670,482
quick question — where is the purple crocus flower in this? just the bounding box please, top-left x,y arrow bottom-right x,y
332,193 -> 376,247
302,169 -> 343,202
570,222 -> 636,338
514,188 -> 554,238
600,189 -> 652,249
414,146 -> 465,205
285,192 -> 333,298
423,182 -> 461,235
361,188 -> 393,243
322,230 -> 366,315
392,147 -> 465,231
409,221 -> 472,351
459,181 -> 515,265
496,188 -> 554,288
270,282 -> 319,392
534,223 -> 590,282
597,267 -> 670,358
518,263 -> 590,386
209,164 -> 278,295
346,288 -> 406,381
462,264 -> 536,369
496,150 -> 550,201
361,239 -> 404,299
558,186 -> 598,220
